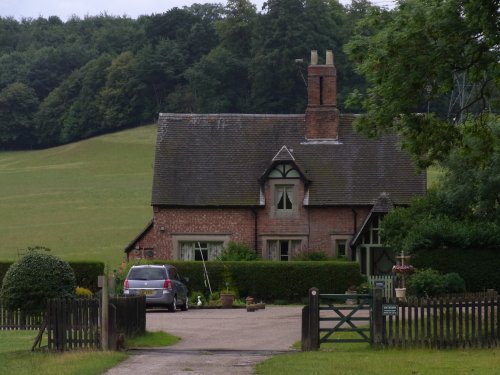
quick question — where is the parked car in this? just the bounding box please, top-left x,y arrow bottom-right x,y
123,264 -> 189,312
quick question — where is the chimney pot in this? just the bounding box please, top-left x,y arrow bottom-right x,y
311,50 -> 318,65
326,50 -> 334,65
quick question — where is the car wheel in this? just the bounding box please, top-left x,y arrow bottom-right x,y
180,297 -> 189,311
168,296 -> 177,312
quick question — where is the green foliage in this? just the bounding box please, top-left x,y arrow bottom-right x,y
0,260 -> 104,292
70,261 -> 105,292
75,286 -> 93,297
1,0 -> 380,149
442,272 -> 466,294
345,0 -> 499,168
0,82 -> 38,147
411,248 -> 500,292
381,117 -> 500,254
406,269 -> 446,298
135,260 -> 364,303
292,250 -> 329,261
406,269 -> 466,298
218,241 -> 257,261
1,248 -> 75,313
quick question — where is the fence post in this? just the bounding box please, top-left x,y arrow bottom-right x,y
372,288 -> 384,346
301,305 -> 311,351
308,287 -> 320,350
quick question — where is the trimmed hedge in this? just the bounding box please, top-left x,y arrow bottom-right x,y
119,260 -> 364,303
0,260 -> 104,292
411,248 -> 500,292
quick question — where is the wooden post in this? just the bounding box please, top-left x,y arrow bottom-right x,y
308,287 -> 320,350
99,275 -> 109,351
372,288 -> 384,346
301,305 -> 311,351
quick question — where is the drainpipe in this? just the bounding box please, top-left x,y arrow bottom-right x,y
251,208 -> 258,256
350,208 -> 358,261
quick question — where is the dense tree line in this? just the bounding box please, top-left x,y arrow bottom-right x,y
0,0 -> 376,149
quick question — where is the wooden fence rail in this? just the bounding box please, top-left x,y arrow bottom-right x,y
380,297 -> 500,349
110,295 -> 146,337
47,298 -> 100,351
0,299 -> 44,330
303,288 -> 500,350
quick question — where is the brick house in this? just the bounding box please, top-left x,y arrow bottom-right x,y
125,50 -> 426,276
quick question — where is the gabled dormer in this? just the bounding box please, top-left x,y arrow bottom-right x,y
259,146 -> 309,217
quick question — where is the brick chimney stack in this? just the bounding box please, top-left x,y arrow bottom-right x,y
305,50 -> 339,140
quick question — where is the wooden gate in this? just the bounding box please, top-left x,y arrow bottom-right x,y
302,288 -> 376,350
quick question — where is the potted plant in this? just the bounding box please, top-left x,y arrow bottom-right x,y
220,266 -> 236,308
392,264 -> 415,298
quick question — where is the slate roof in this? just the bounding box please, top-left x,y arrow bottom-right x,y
151,113 -> 426,207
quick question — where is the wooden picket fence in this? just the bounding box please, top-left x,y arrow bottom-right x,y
381,296 -> 500,348
367,275 -> 394,299
46,298 -> 101,350
110,295 -> 146,337
0,299 -> 44,330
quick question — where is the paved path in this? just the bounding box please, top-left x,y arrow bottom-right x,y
105,306 -> 303,375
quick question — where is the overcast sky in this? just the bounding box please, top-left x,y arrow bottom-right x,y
0,0 -> 395,21
0,0 -> 265,20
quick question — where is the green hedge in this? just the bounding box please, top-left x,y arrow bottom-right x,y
120,260 -> 364,303
411,248 -> 500,292
0,260 -> 104,292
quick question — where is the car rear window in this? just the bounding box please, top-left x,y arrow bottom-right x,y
128,268 -> 166,280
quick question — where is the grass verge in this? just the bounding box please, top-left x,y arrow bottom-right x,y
257,340 -> 500,375
126,330 -> 180,347
0,328 -> 179,375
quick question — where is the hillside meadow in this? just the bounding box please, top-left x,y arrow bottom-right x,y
0,124 -> 439,269
0,125 -> 156,268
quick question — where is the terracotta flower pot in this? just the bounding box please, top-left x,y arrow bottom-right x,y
220,293 -> 235,308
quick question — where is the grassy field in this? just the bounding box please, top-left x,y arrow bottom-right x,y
0,125 -> 156,269
256,342 -> 500,375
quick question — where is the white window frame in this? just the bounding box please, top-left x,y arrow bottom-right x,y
262,237 -> 306,261
172,234 -> 230,260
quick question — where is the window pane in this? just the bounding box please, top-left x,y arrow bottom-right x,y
336,240 -> 347,257
280,241 -> 289,261
285,189 -> 293,209
267,240 -> 278,260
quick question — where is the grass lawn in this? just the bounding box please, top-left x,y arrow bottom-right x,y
0,329 -> 180,375
0,330 -> 126,375
0,125 -> 156,269
256,341 -> 500,375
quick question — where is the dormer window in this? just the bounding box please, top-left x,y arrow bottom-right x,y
268,164 -> 300,179
276,185 -> 293,212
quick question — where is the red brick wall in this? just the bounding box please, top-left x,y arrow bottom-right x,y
128,191 -> 372,261
129,207 -> 255,260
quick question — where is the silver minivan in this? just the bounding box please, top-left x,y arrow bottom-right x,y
123,265 -> 189,312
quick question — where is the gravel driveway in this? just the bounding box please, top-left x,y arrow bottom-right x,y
104,306 -> 303,375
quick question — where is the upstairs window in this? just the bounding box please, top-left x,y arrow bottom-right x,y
276,185 -> 294,212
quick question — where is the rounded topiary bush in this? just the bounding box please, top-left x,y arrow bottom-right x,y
1,249 -> 76,313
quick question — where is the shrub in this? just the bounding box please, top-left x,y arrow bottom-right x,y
407,269 -> 467,297
218,242 -> 258,261
442,272 -> 466,294
292,250 -> 328,261
411,248 -> 500,291
0,260 -> 104,291
70,261 -> 105,292
126,260 -> 364,303
75,286 -> 93,297
1,249 -> 76,313
406,269 -> 446,298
